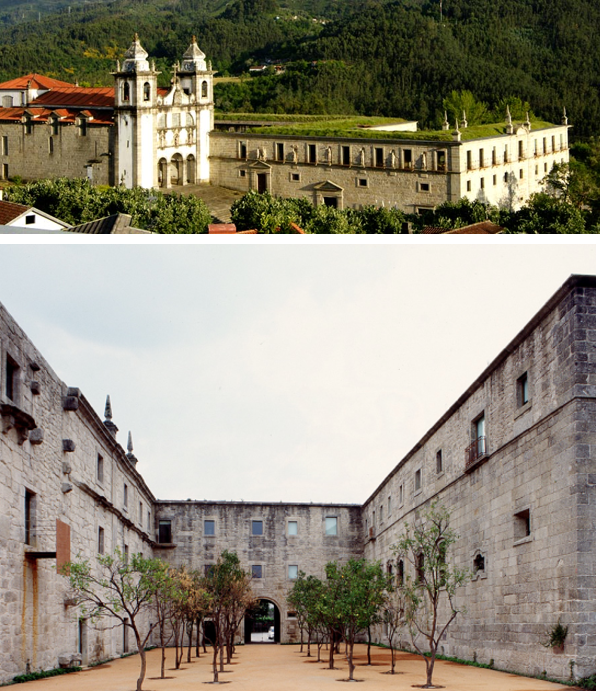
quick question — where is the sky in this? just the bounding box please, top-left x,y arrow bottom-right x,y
0,242 -> 594,505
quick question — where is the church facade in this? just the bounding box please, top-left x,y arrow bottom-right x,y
0,36 -> 570,213
0,274 -> 594,685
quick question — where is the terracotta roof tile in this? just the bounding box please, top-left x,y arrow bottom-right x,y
0,74 -> 73,90
31,87 -> 114,109
445,221 -> 505,234
0,200 -> 29,225
0,106 -> 113,125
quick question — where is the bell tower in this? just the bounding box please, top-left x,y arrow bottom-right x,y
178,36 -> 214,183
113,34 -> 160,188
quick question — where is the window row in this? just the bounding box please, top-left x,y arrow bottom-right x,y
237,141 -> 448,171
157,516 -> 338,544
465,136 -> 566,170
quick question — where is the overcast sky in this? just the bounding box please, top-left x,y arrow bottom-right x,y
0,243 -> 594,505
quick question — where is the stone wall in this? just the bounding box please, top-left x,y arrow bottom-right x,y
153,500 -> 363,642
0,302 -> 154,683
209,132 -> 457,213
361,275 -> 595,680
0,121 -> 114,185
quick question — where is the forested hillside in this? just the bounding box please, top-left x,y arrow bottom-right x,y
0,0 -> 598,138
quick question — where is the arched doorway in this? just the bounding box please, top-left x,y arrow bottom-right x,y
186,154 -> 196,184
244,598 -> 280,644
170,154 -> 184,186
157,158 -> 168,188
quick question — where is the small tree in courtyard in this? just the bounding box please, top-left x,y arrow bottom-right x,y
382,578 -> 406,674
392,502 -> 468,688
325,558 -> 388,681
68,549 -> 167,691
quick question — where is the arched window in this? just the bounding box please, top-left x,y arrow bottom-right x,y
123,82 -> 130,103
143,82 -> 151,102
201,81 -> 208,98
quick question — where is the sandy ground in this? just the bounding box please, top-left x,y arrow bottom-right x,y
18,644 -> 576,691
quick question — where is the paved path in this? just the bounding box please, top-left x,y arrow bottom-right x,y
168,184 -> 245,223
17,644 -> 575,691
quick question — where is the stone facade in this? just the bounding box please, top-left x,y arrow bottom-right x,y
0,274 -> 594,684
0,303 -> 155,681
362,274 -> 596,680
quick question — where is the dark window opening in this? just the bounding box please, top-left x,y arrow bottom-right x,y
358,178 -> 367,187
397,559 -> 404,585
276,143 -> 284,161
375,147 -> 384,168
143,82 -> 151,102
323,196 -> 338,208
437,150 -> 446,171
474,553 -> 485,573
436,449 -> 443,474
158,520 -> 172,543
252,565 -> 262,578
252,520 -> 263,536
123,82 -> 130,103
25,490 -> 35,545
239,142 -> 247,159
416,553 -> 425,583
25,119 -> 33,135
204,519 -> 215,535
514,509 -> 531,540
48,137 -> 54,154
308,144 -> 316,164
467,151 -> 473,170
201,81 -> 208,98
25,214 -> 35,224
5,354 -> 18,401
98,526 -> 104,554
518,140 -> 524,160
97,454 -> 104,483
479,148 -> 484,168
415,468 -> 422,491
123,483 -> 128,507
403,149 -> 412,169
123,544 -> 129,564
291,173 -> 300,181
420,183 -> 430,192
517,372 -> 529,407
342,146 -> 350,165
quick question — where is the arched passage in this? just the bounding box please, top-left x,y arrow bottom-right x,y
244,598 -> 280,644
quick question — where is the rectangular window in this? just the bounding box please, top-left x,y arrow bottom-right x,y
147,511 -> 151,532
308,144 -> 316,164
49,137 -> 54,154
519,168 -> 524,179
551,136 -> 556,152
387,496 -> 391,516
2,164 -> 7,180
252,564 -> 262,578
325,516 -> 338,536
158,520 -> 172,544
98,526 -> 104,554
420,183 -> 430,192
534,140 -> 538,156
25,214 -> 35,225
479,148 -> 484,168
139,502 -> 143,524
436,150 -> 446,171
1,135 -> 7,156
239,170 -> 246,178
358,178 -> 368,187
514,509 -> 531,540
204,519 -> 215,536
25,120 -> 32,135
123,544 -> 129,564
239,142 -> 247,159
288,565 -> 298,579
276,143 -> 284,161
52,120 -> 59,136
518,140 -> 524,160
543,138 -> 547,154
480,177 -> 485,189
342,145 -> 350,165
414,469 -> 422,492
491,147 -> 496,165
375,147 -> 384,167
78,120 -> 87,137
291,173 -> 300,181
403,149 -> 412,169
379,505 -> 383,523
416,553 -> 425,583
287,520 -> 298,536
493,174 -> 497,186
436,449 -> 443,474
97,454 -> 104,483
24,490 -> 35,545
504,172 -> 509,183
466,151 -> 472,170
517,372 -> 529,406
466,180 -> 471,192
399,484 -> 403,505
504,146 -> 508,163
252,520 -> 263,536
5,355 -> 18,401
123,483 -> 128,508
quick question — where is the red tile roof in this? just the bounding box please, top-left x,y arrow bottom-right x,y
0,106 -> 113,125
0,200 -> 29,225
31,87 -> 114,109
0,74 -> 73,90
445,221 -> 505,234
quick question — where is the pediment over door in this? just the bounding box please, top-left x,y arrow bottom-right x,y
313,179 -> 344,192
248,160 -> 272,170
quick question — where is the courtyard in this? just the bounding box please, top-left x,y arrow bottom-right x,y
16,644 -> 576,691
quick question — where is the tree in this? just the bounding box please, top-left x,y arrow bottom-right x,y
287,572 -> 324,656
325,558 -> 388,681
68,549 -> 167,691
392,502 -> 468,689
381,578 -> 406,674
